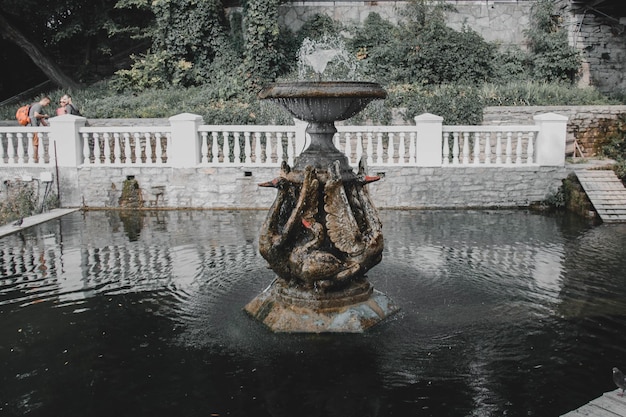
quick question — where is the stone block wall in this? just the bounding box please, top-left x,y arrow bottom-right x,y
19,164 -> 568,210
483,105 -> 626,156
275,1 -> 532,48
558,0 -> 626,93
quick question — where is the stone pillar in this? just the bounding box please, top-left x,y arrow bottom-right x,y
48,114 -> 87,167
414,113 -> 444,167
168,113 -> 203,168
533,113 -> 568,166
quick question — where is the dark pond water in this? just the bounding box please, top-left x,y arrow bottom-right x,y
1,209 -> 626,417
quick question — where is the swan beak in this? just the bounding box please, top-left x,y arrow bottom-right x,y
259,178 -> 279,187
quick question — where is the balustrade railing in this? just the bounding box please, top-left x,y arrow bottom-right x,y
335,125 -> 418,166
442,125 -> 540,166
0,128 -> 52,166
0,112 -> 568,169
198,125 -> 299,166
79,127 -> 171,166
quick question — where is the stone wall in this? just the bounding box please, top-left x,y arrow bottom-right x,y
276,1 -> 532,48
483,105 -> 626,156
2,164 -> 569,210
558,0 -> 626,93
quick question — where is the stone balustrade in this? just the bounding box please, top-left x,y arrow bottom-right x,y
0,112 -> 567,169
0,112 -> 569,209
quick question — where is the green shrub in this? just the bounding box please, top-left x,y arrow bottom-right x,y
525,0 -> 581,83
0,180 -> 59,225
296,13 -> 343,45
388,83 -> 484,125
595,114 -> 626,183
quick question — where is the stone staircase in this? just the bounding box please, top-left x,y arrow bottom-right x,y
575,169 -> 626,223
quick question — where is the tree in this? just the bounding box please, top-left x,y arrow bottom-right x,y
0,0 -> 153,98
113,0 -> 237,91
0,13 -> 79,91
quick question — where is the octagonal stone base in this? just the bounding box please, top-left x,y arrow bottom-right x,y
244,279 -> 399,333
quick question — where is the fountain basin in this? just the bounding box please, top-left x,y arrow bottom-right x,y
1,210 -> 625,416
258,81 -> 387,122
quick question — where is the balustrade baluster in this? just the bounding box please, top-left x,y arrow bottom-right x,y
333,133 -> 341,153
234,132 -> 242,164
94,133 -> 102,165
287,132 -> 294,166
144,133 -> 152,164
473,133 -> 481,165
223,132 -> 231,164
409,132 -> 416,164
17,134 -> 25,165
527,132 -> 534,164
516,132 -> 523,164
38,134 -> 46,164
276,132 -> 283,164
8,134 -> 18,165
452,132 -> 460,165
376,132 -> 383,165
133,133 -> 141,164
82,133 -> 90,165
123,133 -> 131,164
442,133 -> 449,165
0,134 -> 5,164
103,133 -> 111,165
505,132 -> 512,165
495,132 -> 502,164
367,132 -> 374,165
264,132 -> 272,164
344,133 -> 352,164
28,134 -> 36,164
254,132 -> 262,164
201,132 -> 209,164
113,133 -> 121,164
398,133 -> 405,165
355,132 -> 363,164
212,132 -> 220,164
244,132 -> 252,164
154,133 -> 163,165
385,133 -> 393,164
484,132 -> 492,164
462,132 -> 470,164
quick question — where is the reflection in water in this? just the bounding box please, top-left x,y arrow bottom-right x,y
1,210 -> 625,416
118,210 -> 144,241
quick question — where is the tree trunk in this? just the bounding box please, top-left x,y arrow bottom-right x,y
0,14 -> 81,91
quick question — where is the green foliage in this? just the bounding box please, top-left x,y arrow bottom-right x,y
491,47 -> 533,83
595,114 -> 626,183
242,0 -> 282,92
479,81 -> 617,107
1,182 -> 35,222
0,180 -> 59,225
348,4 -> 496,86
557,173 -> 595,217
296,13 -> 342,43
388,84 -> 484,125
113,0 -> 237,92
525,0 -> 581,82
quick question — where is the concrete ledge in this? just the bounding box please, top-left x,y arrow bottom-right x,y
0,208 -> 79,238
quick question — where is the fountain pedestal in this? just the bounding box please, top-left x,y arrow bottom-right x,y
244,81 -> 398,333
245,279 -> 397,333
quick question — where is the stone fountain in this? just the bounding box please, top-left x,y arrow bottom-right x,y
244,41 -> 399,333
